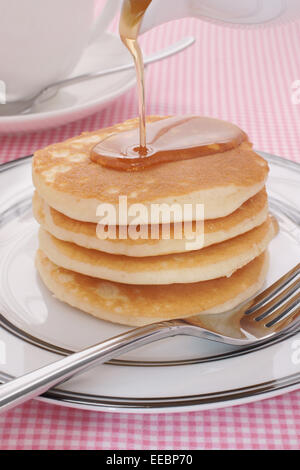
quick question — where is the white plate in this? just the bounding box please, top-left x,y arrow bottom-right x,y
0,152 -> 299,413
0,33 -> 136,134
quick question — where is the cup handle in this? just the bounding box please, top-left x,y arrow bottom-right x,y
89,0 -> 121,44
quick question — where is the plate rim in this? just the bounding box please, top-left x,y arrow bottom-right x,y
1,369 -> 299,414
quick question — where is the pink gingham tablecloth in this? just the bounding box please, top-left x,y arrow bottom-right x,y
0,16 -> 299,450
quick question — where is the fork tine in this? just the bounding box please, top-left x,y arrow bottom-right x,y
245,263 -> 300,315
265,296 -> 300,328
253,279 -> 299,322
240,290 -> 300,339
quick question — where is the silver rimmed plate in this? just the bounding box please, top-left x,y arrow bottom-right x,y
0,152 -> 299,413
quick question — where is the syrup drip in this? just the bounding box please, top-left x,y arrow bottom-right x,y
91,116 -> 247,171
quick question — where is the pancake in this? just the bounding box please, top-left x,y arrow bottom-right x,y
36,250 -> 269,326
33,189 -> 269,257
38,217 -> 275,285
32,116 -> 269,223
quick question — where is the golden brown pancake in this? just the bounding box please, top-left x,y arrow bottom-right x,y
33,189 -> 269,256
32,116 -> 269,223
38,217 -> 275,285
36,250 -> 269,326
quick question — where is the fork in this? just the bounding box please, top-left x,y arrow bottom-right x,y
0,263 -> 299,414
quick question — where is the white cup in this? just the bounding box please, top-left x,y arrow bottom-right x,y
0,0 -> 120,103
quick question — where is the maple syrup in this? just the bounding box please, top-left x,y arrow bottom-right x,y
91,115 -> 247,171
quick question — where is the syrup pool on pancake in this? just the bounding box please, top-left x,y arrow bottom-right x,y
90,115 -> 248,171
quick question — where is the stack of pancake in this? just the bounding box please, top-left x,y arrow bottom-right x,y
32,116 -> 275,326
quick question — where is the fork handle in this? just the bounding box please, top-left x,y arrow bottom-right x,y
0,320 -> 185,414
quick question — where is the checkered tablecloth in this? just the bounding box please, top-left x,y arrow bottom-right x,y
0,13 -> 299,450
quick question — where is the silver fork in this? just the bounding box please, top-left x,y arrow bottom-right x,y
0,263 -> 299,414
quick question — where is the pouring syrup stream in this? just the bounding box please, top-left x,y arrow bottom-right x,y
119,0 -> 152,153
